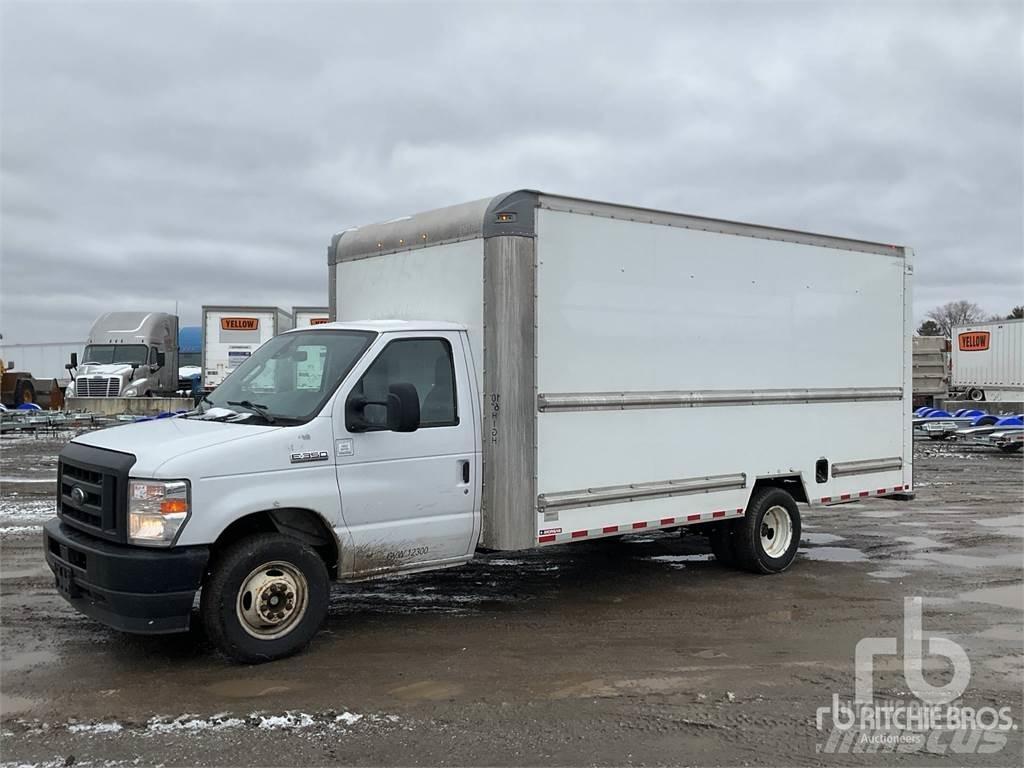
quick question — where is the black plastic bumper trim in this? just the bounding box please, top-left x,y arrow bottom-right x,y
43,518 -> 209,635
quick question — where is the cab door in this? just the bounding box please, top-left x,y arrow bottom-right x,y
333,332 -> 479,575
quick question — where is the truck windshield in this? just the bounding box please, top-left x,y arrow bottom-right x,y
82,344 -> 149,365
203,330 -> 375,424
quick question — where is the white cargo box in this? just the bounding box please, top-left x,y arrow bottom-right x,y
292,306 -> 330,328
951,318 -> 1024,402
330,191 -> 913,551
201,306 -> 293,390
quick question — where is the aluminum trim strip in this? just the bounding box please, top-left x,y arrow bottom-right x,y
537,387 -> 903,412
537,472 -> 746,512
831,457 -> 904,477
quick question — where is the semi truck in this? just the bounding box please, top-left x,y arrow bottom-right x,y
950,318 -> 1023,402
201,306 -> 293,390
292,306 -> 330,328
44,191 -> 913,663
65,312 -> 179,398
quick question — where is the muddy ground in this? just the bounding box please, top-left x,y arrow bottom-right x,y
1,430 -> 1021,767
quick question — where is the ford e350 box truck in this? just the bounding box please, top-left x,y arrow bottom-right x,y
45,191 -> 913,662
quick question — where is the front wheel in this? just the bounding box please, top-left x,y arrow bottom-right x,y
200,533 -> 329,663
734,488 -> 801,574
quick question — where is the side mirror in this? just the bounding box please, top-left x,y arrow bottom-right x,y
6,361 -> 14,370
386,382 -> 420,432
345,382 -> 420,433
69,353 -> 77,368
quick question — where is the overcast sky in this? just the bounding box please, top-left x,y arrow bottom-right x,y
1,0 -> 1021,344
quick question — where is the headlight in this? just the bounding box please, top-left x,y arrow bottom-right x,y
123,386 -> 138,396
129,479 -> 190,547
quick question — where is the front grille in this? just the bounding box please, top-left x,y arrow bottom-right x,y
57,443 -> 136,543
76,377 -> 121,397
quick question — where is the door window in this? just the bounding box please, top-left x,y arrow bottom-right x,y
352,338 -> 458,429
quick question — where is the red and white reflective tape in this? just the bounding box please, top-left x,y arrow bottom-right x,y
819,484 -> 911,504
537,507 -> 744,545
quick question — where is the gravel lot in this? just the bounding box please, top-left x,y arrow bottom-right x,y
1,431 -> 1021,767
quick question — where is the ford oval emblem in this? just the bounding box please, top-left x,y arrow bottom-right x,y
70,486 -> 87,506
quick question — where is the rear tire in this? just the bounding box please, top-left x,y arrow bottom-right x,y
201,533 -> 329,664
968,388 -> 985,402
734,488 -> 801,574
14,380 -> 35,405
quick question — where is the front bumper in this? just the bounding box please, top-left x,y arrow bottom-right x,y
44,518 -> 209,634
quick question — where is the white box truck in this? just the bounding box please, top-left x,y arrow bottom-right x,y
950,318 -> 1023,402
45,191 -> 913,662
292,306 -> 330,328
201,306 -> 293,390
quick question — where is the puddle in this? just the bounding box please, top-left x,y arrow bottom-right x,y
643,554 -> 714,569
975,624 -> 1024,641
868,569 -> 909,579
896,536 -> 951,551
958,584 -> 1024,611
908,552 -> 1024,570
799,547 -> 868,563
0,692 -> 40,716
205,679 -> 306,698
388,680 -> 463,701
859,511 -> 901,519
802,533 -> 844,545
1,648 -> 57,672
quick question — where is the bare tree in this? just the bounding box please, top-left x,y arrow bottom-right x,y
925,300 -> 987,337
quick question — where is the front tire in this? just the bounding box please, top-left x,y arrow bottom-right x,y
734,488 -> 801,574
201,533 -> 329,663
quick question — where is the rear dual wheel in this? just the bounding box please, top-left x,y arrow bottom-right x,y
707,487 -> 801,574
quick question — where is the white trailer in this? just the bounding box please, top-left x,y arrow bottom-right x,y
45,191 -> 913,663
0,341 -> 84,386
292,306 -> 330,328
951,318 -> 1024,402
201,306 -> 293,390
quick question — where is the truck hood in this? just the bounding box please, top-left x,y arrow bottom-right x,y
77,364 -> 137,379
73,417 -> 277,476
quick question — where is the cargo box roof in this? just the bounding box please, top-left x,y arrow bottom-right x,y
329,190 -> 906,264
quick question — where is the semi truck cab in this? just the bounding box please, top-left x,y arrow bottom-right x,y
66,312 -> 179,398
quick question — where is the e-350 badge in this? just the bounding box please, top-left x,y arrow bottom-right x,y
290,450 -> 329,464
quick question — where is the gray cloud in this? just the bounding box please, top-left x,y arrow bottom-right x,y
2,0 -> 1021,344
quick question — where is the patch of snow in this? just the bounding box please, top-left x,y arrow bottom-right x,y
67,721 -> 123,734
255,711 -> 314,730
146,714 -> 245,733
334,712 -> 363,725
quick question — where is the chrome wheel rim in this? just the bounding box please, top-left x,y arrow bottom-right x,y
236,561 -> 308,640
760,506 -> 793,559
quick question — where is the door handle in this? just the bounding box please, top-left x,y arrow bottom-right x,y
460,460 -> 470,484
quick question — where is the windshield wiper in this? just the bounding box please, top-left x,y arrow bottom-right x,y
227,400 -> 276,424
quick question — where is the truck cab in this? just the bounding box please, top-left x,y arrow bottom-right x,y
66,312 -> 179,398
45,321 -> 479,662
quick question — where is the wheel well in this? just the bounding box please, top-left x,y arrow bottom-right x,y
751,474 -> 809,504
212,509 -> 339,578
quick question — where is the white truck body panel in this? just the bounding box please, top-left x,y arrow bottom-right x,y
533,208 -> 908,539
0,341 -> 84,385
332,191 -> 913,552
292,306 -> 330,328
951,319 -> 1023,401
201,306 -> 293,390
